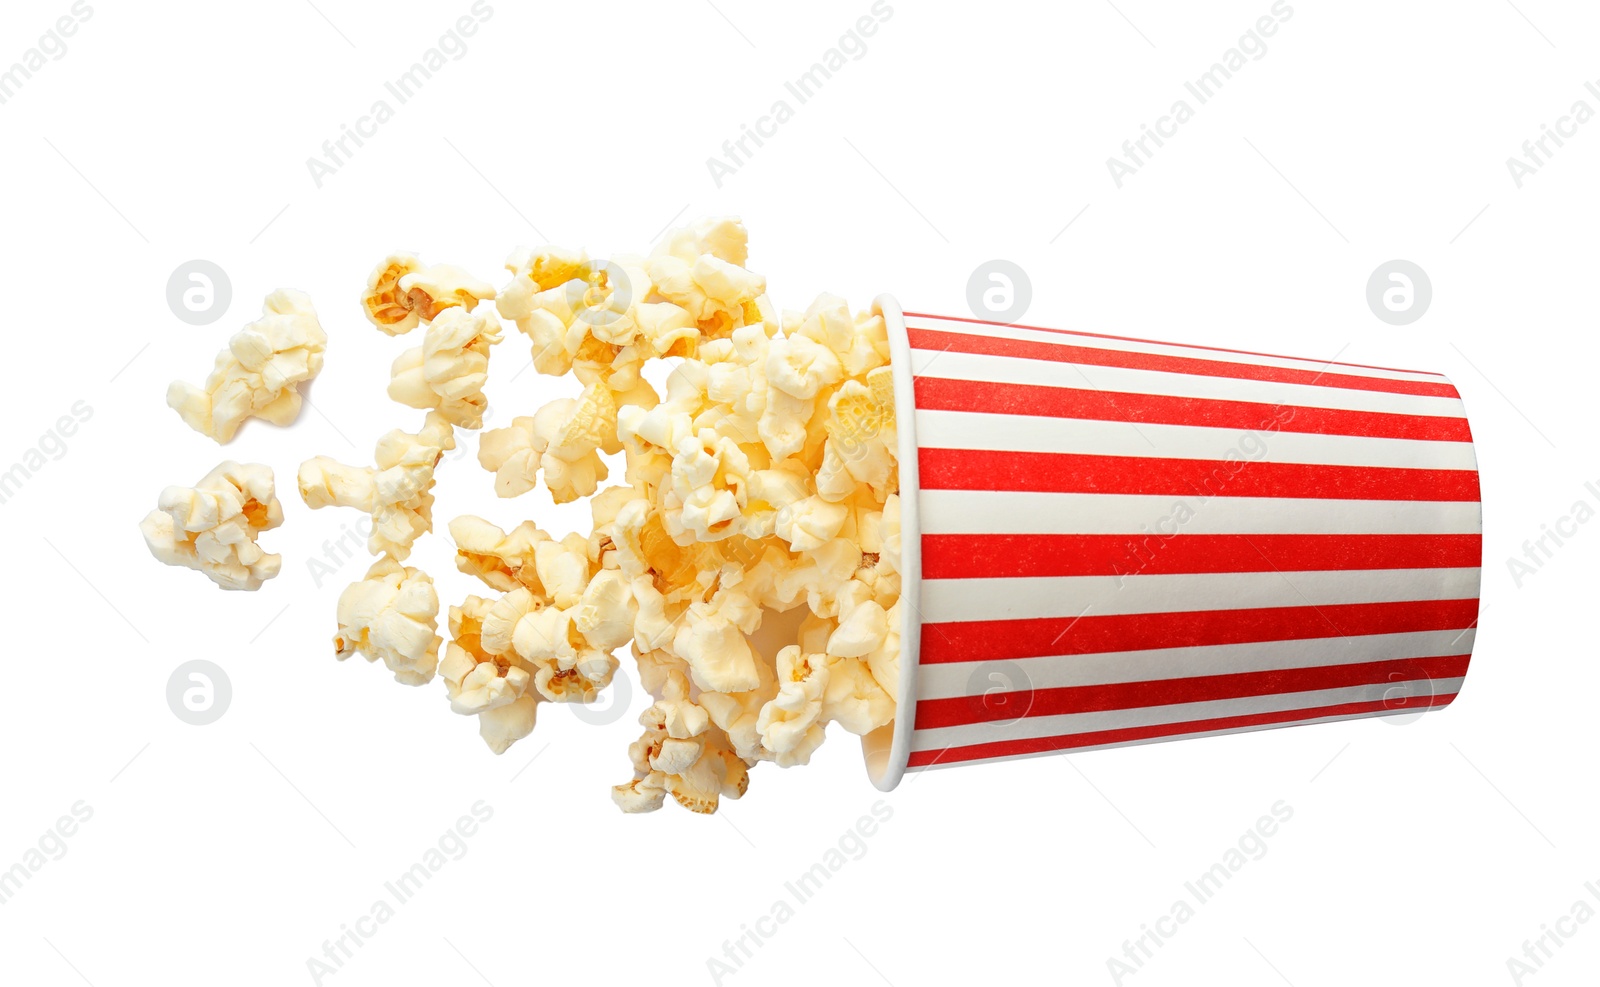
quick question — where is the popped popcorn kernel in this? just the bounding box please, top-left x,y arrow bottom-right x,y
362,254 -> 496,335
477,383 -> 618,503
140,461 -> 283,590
441,595 -> 540,753
361,253 -> 422,334
388,306 -> 503,428
756,646 -> 831,767
333,556 -> 442,686
298,411 -> 456,560
168,289 -> 326,443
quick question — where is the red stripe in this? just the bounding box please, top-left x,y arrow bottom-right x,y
914,376 -> 1473,442
921,533 -> 1483,579
918,448 -> 1482,502
906,693 -> 1458,767
919,598 -> 1481,664
913,654 -> 1470,730
907,327 -> 1461,399
901,311 -> 1443,377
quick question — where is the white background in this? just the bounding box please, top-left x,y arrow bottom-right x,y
0,0 -> 1595,984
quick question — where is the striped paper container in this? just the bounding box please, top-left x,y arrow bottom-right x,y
863,296 -> 1482,791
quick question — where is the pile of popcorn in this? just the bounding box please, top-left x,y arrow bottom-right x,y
141,219 -> 902,815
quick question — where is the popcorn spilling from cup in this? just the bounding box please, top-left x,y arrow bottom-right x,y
142,218 -> 902,815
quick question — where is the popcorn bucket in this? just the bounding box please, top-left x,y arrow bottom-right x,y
864,297 -> 1482,791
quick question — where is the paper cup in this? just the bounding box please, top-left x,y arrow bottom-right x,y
863,297 -> 1482,790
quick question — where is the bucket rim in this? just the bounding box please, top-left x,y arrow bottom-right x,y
861,293 -> 921,791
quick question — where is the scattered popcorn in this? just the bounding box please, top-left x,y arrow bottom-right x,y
150,218 -> 904,815
333,557 -> 442,686
298,411 -> 456,560
139,461 -> 283,590
361,254 -> 496,335
168,289 -> 327,443
388,306 -> 503,428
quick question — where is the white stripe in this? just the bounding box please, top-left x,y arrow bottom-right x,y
908,678 -> 1466,750
904,315 -> 1451,385
911,350 -> 1465,418
915,409 -> 1478,470
915,628 -> 1477,700
919,490 -> 1484,535
921,567 -> 1482,622
904,705 -> 1453,769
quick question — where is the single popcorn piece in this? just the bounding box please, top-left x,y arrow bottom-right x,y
388,306 -> 503,427
449,515 -> 547,593
441,595 -> 541,754
140,461 -> 283,590
361,253 -> 422,333
477,382 -> 621,503
448,515 -> 590,606
509,601 -> 621,703
333,557 -> 442,686
696,640 -> 780,764
495,246 -> 592,324
361,253 -> 496,335
298,411 -> 455,560
756,646 -> 831,767
644,218 -> 766,337
820,655 -> 895,737
168,289 -> 327,443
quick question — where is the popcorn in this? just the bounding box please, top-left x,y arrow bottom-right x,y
765,334 -> 842,400
333,557 -> 442,686
441,595 -> 540,754
665,430 -> 754,542
644,218 -> 765,336
449,515 -> 544,593
477,382 -> 619,503
820,655 -> 895,737
168,289 -> 326,443
756,646 -> 830,767
614,703 -> 748,814
361,253 -> 421,333
400,265 -> 496,319
671,603 -> 762,693
497,249 -> 639,383
610,652 -> 749,814
387,307 -> 503,427
477,220 -> 906,810
775,495 -> 850,553
140,461 -> 283,590
444,511 -> 638,752
574,569 -> 636,650
448,515 -> 594,605
175,217 -> 908,813
822,371 -> 897,498
361,254 -> 496,335
495,246 -> 591,322
298,411 -> 456,560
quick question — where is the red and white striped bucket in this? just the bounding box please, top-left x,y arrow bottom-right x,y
864,296 -> 1482,790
